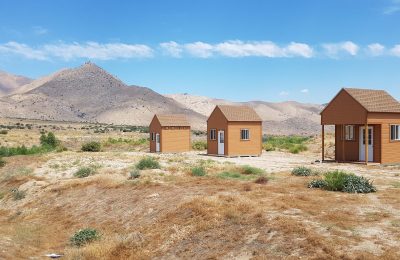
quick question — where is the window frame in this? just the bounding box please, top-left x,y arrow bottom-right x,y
240,129 -> 250,140
390,124 -> 400,141
344,125 -> 355,141
150,132 -> 155,141
210,129 -> 217,140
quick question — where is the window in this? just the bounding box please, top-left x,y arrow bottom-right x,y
151,132 -> 155,141
210,129 -> 216,140
345,125 -> 354,141
241,129 -> 250,140
390,125 -> 400,141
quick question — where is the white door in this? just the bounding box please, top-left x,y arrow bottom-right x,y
359,126 -> 373,162
218,130 -> 225,155
156,133 -> 160,152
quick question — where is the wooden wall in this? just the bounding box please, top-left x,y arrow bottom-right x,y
335,124 -> 381,163
207,107 -> 228,155
149,116 -> 161,153
380,124 -> 400,164
227,122 -> 262,156
161,127 -> 191,152
321,90 -> 367,125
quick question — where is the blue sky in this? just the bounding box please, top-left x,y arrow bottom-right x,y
1,0 -> 400,103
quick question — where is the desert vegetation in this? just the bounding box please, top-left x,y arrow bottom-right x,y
263,135 -> 310,153
0,118 -> 398,259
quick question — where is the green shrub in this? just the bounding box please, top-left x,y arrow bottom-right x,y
218,171 -> 242,179
192,140 -> 207,150
240,165 -> 264,175
12,189 -> 26,200
81,141 -> 101,152
263,136 -> 310,153
291,166 -> 313,176
324,170 -> 348,191
74,167 -> 96,178
308,179 -> 327,188
308,170 -> 376,193
342,174 -> 376,193
70,228 -> 100,247
129,169 -> 141,179
0,130 -> 8,135
191,166 -> 206,176
0,158 -> 5,168
263,143 -> 275,151
40,132 -> 58,148
136,157 -> 160,170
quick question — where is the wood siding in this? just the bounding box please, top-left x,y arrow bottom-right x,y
335,124 -> 381,163
227,122 -> 262,156
149,116 -> 162,153
381,123 -> 400,164
207,106 -> 262,156
161,127 -> 191,152
321,90 -> 367,125
207,107 -> 228,155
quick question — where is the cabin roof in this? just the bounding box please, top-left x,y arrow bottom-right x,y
155,114 -> 190,127
216,105 -> 262,122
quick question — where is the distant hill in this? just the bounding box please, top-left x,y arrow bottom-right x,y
0,70 -> 32,96
166,94 -> 324,135
0,63 -> 325,134
0,63 -> 206,128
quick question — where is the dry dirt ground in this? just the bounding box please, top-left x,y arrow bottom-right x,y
0,121 -> 400,259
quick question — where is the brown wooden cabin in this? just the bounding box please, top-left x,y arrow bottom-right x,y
207,105 -> 262,157
321,88 -> 400,164
149,114 -> 191,153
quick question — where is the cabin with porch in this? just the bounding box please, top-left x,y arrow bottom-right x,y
207,105 -> 262,157
149,114 -> 191,153
321,88 -> 400,164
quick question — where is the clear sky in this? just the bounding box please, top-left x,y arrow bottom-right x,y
1,0 -> 400,103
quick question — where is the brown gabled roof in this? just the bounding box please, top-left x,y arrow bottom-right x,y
155,114 -> 190,127
343,88 -> 400,113
216,105 -> 262,122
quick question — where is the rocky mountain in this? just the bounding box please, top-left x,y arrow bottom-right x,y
0,63 -> 324,134
166,94 -> 324,135
0,70 -> 32,96
0,63 -> 206,128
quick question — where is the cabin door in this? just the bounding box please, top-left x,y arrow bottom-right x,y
218,130 -> 225,155
359,126 -> 373,162
156,133 -> 160,152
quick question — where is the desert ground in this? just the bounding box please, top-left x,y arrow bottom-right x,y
0,119 -> 400,259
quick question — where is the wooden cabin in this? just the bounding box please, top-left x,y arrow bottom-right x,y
321,88 -> 400,164
149,114 -> 191,153
207,105 -> 262,157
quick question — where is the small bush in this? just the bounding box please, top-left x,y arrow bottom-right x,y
263,143 -> 275,151
308,170 -> 376,193
129,169 -> 141,179
324,170 -> 348,191
12,189 -> 26,200
74,167 -> 96,178
342,174 -> 376,193
192,140 -> 207,150
241,165 -> 264,175
70,228 -> 100,247
0,158 -> 5,168
218,171 -> 242,179
291,166 -> 313,176
40,132 -> 58,148
308,179 -> 327,188
0,130 -> 8,135
288,144 -> 308,154
255,176 -> 268,184
191,166 -> 206,176
81,141 -> 101,152
136,157 -> 160,170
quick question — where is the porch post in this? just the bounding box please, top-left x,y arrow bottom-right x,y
322,124 -> 325,161
365,123 -> 368,165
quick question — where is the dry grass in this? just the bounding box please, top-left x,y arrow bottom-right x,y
0,121 -> 400,259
